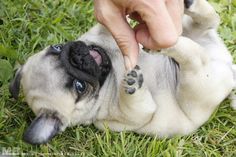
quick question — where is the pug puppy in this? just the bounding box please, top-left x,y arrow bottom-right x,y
10,0 -> 236,145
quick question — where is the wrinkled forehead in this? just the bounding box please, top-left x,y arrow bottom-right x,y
25,47 -> 55,66
22,48 -> 67,90
24,48 -> 59,73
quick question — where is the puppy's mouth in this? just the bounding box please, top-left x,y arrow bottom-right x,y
57,41 -> 111,88
89,49 -> 102,66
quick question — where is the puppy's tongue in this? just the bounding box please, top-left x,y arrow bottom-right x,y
89,50 -> 102,65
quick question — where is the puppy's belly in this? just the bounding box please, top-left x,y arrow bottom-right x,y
136,60 -> 234,137
178,62 -> 233,121
135,90 -> 196,137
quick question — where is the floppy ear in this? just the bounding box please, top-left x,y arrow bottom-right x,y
23,112 -> 62,145
9,67 -> 22,99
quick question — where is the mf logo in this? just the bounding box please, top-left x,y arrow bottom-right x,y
1,147 -> 21,156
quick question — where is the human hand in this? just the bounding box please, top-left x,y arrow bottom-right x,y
94,0 -> 184,70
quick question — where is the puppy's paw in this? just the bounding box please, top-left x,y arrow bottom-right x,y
123,65 -> 143,95
184,0 -> 194,9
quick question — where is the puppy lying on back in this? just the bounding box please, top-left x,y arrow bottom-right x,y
10,0 -> 236,145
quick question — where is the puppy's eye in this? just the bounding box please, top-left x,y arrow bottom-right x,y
73,80 -> 87,94
51,44 -> 63,54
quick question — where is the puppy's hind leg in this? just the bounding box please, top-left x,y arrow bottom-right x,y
184,0 -> 220,29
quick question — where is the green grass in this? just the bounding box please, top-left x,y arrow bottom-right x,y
0,0 -> 236,156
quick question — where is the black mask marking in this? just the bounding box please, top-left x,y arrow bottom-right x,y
59,41 -> 111,89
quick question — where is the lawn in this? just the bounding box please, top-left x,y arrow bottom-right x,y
0,0 -> 236,156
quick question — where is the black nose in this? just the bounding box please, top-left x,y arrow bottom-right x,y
63,41 -> 100,76
69,41 -> 90,56
67,41 -> 91,68
59,41 -> 101,89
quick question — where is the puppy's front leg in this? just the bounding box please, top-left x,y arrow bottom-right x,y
162,36 -> 208,72
162,36 -> 234,125
119,65 -> 156,126
162,36 -> 212,124
95,66 -> 156,131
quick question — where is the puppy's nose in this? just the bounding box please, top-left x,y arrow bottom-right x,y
69,41 -> 89,56
68,41 -> 91,67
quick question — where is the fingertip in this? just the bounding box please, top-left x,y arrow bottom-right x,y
156,30 -> 179,48
156,32 -> 179,48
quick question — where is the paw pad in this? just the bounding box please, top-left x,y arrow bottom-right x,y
123,65 -> 144,95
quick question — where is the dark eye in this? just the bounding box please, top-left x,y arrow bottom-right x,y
73,80 -> 87,94
51,44 -> 63,54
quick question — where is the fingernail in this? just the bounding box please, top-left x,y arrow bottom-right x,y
124,56 -> 132,71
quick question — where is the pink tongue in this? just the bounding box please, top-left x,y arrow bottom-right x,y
89,50 -> 102,65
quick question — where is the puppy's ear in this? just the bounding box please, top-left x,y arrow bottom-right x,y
23,112 -> 62,145
9,67 -> 23,99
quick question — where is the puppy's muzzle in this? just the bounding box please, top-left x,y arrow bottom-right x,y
57,41 -> 111,88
